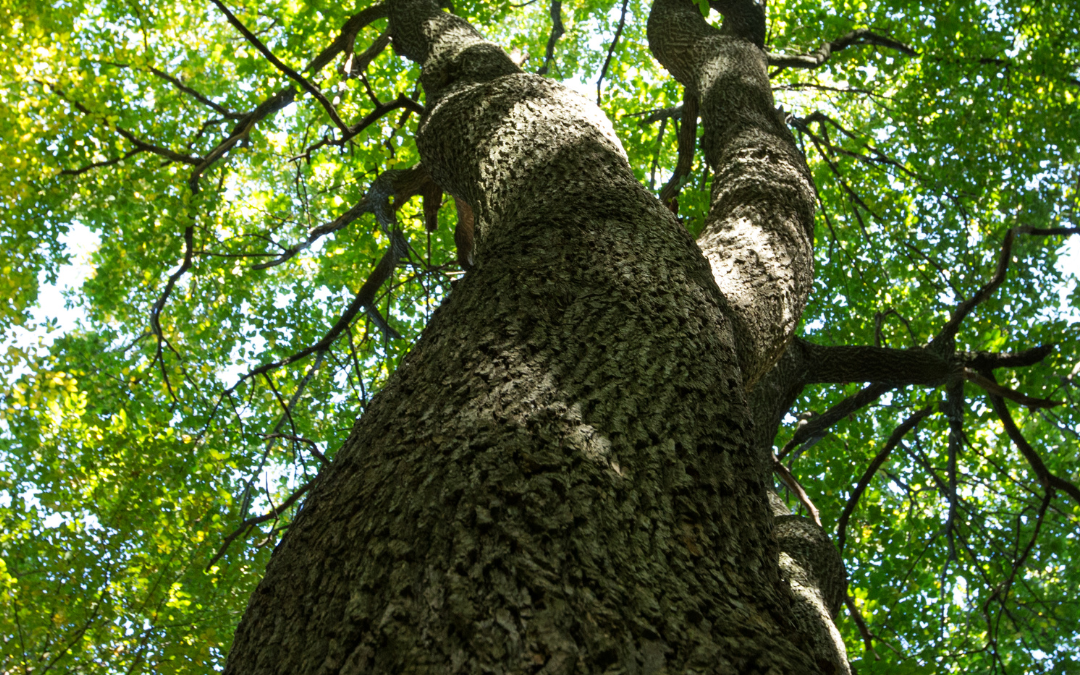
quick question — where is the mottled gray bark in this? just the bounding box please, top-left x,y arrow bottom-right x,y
225,0 -> 842,673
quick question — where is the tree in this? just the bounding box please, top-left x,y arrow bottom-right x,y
1,0 -> 1077,672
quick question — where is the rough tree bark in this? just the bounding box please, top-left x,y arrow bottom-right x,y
224,0 -> 847,672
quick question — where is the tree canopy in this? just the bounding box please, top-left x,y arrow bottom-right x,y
1,0 -> 1078,672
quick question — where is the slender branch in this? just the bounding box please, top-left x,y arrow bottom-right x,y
982,489 -> 1053,628
188,87 -> 296,193
630,104 -> 684,126
113,126 -> 201,165
943,380 -> 964,562
206,479 -> 315,569
305,3 -> 389,73
58,149 -> 141,176
836,405 -> 933,554
596,0 -> 630,105
261,433 -> 330,467
983,376 -> 1080,507
208,0 -> 349,133
262,372 -> 298,437
658,89 -> 698,212
38,79 -> 202,167
962,370 -> 1060,409
536,0 -> 565,76
647,117 -> 667,190
343,31 -> 392,77
222,230 -> 409,398
933,226 -> 1080,350
772,455 -> 822,526
190,5 -> 388,190
93,59 -> 241,118
767,28 -> 917,72
255,163 -> 434,268
844,594 -> 881,661
779,382 -> 892,460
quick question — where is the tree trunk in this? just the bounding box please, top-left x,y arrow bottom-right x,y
225,0 -> 844,672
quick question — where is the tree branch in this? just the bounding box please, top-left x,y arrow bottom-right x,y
658,89 -> 698,212
58,149 -> 142,176
221,229 -> 409,402
772,455 -> 822,526
983,375 -> 1080,507
208,0 -> 349,133
206,479 -> 315,570
536,0 -> 565,76
779,382 -> 892,460
836,405 -> 933,554
933,226 -> 1080,350
596,0 -> 630,104
305,3 -> 389,74
962,370 -> 1060,409
261,433 -> 330,467
768,28 -> 917,73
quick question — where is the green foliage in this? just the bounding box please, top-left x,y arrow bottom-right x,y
1,0 -> 1077,671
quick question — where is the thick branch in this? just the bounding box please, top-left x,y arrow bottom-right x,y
798,338 -> 956,386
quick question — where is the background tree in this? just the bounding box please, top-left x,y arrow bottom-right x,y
1,0 -> 1078,672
